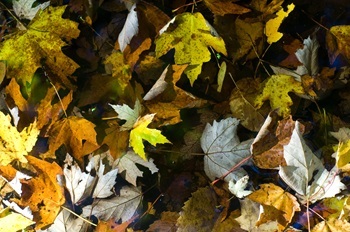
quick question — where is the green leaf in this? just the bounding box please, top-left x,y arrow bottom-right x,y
155,12 -> 227,85
109,99 -> 142,131
130,114 -> 170,160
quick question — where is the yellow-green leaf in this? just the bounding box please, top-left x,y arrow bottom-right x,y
0,112 -> 39,166
327,25 -> 350,64
254,74 -> 305,117
130,114 -> 170,160
155,12 -> 227,85
0,6 -> 79,89
104,51 -> 132,92
0,208 -> 35,231
265,3 -> 295,44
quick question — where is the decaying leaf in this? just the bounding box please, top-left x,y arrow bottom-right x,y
326,25 -> 350,64
176,187 -> 218,232
44,116 -> 99,161
254,74 -> 305,117
235,198 -> 260,231
248,183 -> 300,230
104,51 -> 132,93
13,0 -> 50,20
109,99 -> 142,131
312,218 -> 350,232
265,3 -> 295,44
203,0 -> 251,16
113,150 -> 158,186
0,111 -> 39,166
82,186 -> 142,222
0,5 -> 79,89
0,208 -> 35,231
155,12 -> 227,85
200,117 -> 253,182
44,209 -> 87,232
279,121 -> 346,203
118,3 -> 138,52
228,175 -> 252,198
230,78 -> 268,131
16,156 -> 65,229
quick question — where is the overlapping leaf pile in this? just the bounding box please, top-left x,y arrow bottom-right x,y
1,0 -> 350,231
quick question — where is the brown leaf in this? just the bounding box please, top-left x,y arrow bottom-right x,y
16,156 -> 65,230
251,112 -> 307,169
279,38 -> 304,68
248,183 -> 300,230
103,122 -> 129,159
250,0 -> 284,21
43,116 -> 99,161
147,211 -> 179,232
230,78 -> 269,131
145,65 -> 206,126
326,25 -> 350,64
204,0 -> 251,16
5,78 -> 28,112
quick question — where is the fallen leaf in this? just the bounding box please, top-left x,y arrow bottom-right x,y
113,150 -> 158,186
104,51 -> 132,93
155,12 -> 227,85
229,78 -> 268,131
217,61 -> 226,92
228,175 -> 252,198
130,113 -> 171,160
248,183 -> 300,230
312,218 -> 350,232
44,116 -> 100,161
254,74 -> 305,117
0,111 -> 39,166
200,117 -> 253,182
326,25 -> 350,64
0,5 -> 79,89
118,3 -> 138,52
176,187 -> 218,232
235,198 -> 260,231
0,208 -> 35,231
251,112 -> 306,169
203,0 -> 251,16
109,99 -> 142,131
44,209 -> 87,232
279,121 -> 346,203
295,36 -> 320,76
147,211 -> 179,232
17,156 -> 65,229
265,3 -> 295,44
250,0 -> 284,20
103,124 -> 129,159
82,186 -> 142,222
13,0 -> 50,20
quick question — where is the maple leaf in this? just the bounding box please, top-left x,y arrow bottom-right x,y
0,6 -> 79,89
254,74 -> 305,117
265,3 -> 295,44
16,156 -> 65,229
200,117 -> 253,182
13,0 -> 50,20
82,186 -> 142,222
109,99 -> 142,131
0,208 -> 35,231
279,121 -> 346,203
44,210 -> 87,232
130,114 -> 171,160
144,64 -> 206,126
0,111 -> 39,166
326,25 -> 350,64
44,116 -> 100,161
104,51 -> 132,93
113,150 -> 158,186
103,124 -> 129,159
176,187 -> 218,231
248,183 -> 300,230
155,12 -> 227,85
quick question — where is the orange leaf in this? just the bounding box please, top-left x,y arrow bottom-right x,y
16,156 -> 65,230
43,116 -> 99,161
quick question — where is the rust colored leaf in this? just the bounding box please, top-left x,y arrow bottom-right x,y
103,123 -> 129,159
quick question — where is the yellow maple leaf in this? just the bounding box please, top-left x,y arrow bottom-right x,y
265,3 -> 295,44
254,74 -> 305,117
335,140 -> 350,171
44,116 -> 99,161
326,25 -> 350,64
0,112 -> 39,166
0,6 -> 79,89
130,114 -> 170,160
248,183 -> 300,230
155,12 -> 227,85
104,51 -> 132,92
